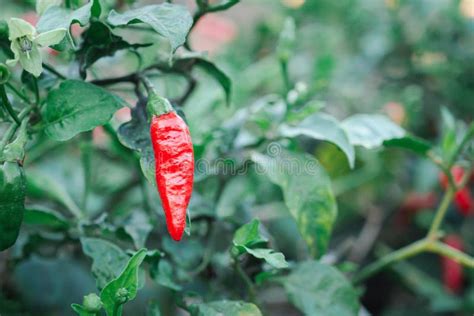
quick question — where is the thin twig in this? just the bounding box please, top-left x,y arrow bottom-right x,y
0,84 -> 21,125
43,63 -> 67,80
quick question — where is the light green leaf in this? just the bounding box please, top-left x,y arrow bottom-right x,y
42,80 -> 126,141
36,0 -> 62,16
279,261 -> 359,316
243,247 -> 289,269
35,28 -> 67,47
107,3 -> 192,52
100,249 -> 147,316
251,150 -> 337,258
341,114 -> 405,149
80,237 -> 129,289
190,300 -> 262,316
24,206 -> 69,229
71,304 -> 95,316
280,113 -> 355,168
37,0 -> 99,33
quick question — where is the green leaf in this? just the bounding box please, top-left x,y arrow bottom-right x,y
80,237 -> 129,289
279,261 -> 359,316
71,304 -> 95,316
243,247 -> 289,269
280,113 -> 355,168
24,206 -> 69,229
251,150 -> 337,258
232,219 -> 268,250
100,249 -> 147,316
190,300 -> 262,316
383,135 -> 432,155
26,169 -> 83,218
195,58 -> 231,106
151,259 -> 182,291
76,21 -> 151,77
42,80 -> 126,141
107,3 -> 192,52
117,104 -> 155,185
123,210 -> 153,249
341,114 -> 405,149
37,0 -> 100,33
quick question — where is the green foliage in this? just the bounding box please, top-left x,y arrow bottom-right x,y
0,0 -> 473,315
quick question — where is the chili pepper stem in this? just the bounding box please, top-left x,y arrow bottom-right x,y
0,84 -> 21,125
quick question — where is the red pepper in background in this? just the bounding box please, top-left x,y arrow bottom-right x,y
396,192 -> 437,226
149,95 -> 194,241
441,235 -> 464,294
438,166 -> 473,216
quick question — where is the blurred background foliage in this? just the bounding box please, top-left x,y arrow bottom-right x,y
1,0 -> 474,315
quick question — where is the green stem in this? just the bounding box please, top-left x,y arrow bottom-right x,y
426,186 -> 455,240
5,82 -> 30,103
32,77 -> 39,106
427,241 -> 474,267
352,239 -> 428,284
112,303 -> 122,316
0,84 -> 21,125
233,258 -> 257,303
280,60 -> 291,94
43,63 -> 66,80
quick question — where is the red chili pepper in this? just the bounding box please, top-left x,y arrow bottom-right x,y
441,235 -> 464,293
149,95 -> 194,241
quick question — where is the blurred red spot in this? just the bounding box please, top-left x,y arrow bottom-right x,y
190,15 -> 237,54
441,235 -> 464,294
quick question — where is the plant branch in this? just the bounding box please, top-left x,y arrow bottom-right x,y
43,63 -> 66,80
5,82 -> 30,103
0,84 -> 21,125
426,186 -> 455,240
90,73 -> 139,86
0,106 -> 34,152
427,241 -> 474,267
233,258 -> 257,303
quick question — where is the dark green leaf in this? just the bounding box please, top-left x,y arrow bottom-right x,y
117,104 -> 155,185
0,162 -> 26,251
80,237 -> 129,289
341,114 -> 405,149
100,249 -> 147,316
232,219 -> 268,250
123,210 -> 153,249
107,3 -> 192,52
190,300 -> 262,316
279,261 -> 359,316
42,80 -> 126,141
77,21 -> 151,76
383,135 -> 432,155
252,150 -> 337,258
280,113 -> 355,168
151,259 -> 182,291
24,206 -> 69,229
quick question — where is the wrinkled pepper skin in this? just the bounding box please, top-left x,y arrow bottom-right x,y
0,161 -> 26,251
150,112 -> 194,241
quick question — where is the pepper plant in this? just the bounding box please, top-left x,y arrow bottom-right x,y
0,1 -> 473,315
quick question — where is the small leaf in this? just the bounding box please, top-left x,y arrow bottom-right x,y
251,150 -> 337,258
71,303 -> 94,316
100,249 -> 147,316
279,261 -> 359,316
243,247 -> 289,269
341,114 -> 405,149
24,206 -> 69,229
280,113 -> 355,168
277,17 -> 296,62
42,80 -> 126,141
383,135 -> 432,155
107,3 -> 192,52
80,237 -> 129,289
190,300 -> 262,316
232,219 -> 268,251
